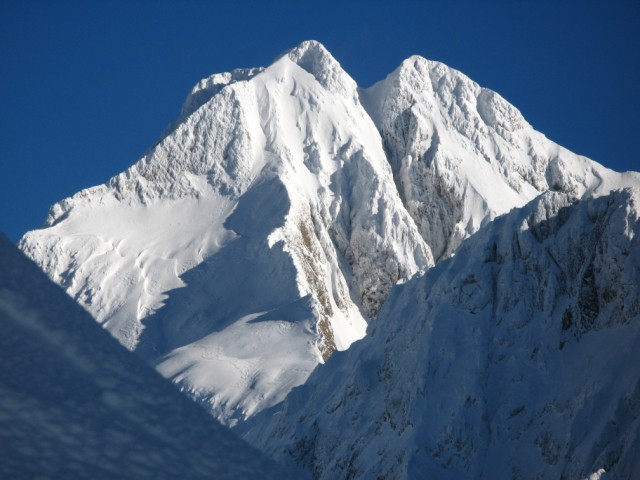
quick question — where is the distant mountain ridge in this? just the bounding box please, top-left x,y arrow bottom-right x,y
19,41 -> 640,427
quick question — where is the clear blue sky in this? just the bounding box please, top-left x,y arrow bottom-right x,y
2,1 -> 639,242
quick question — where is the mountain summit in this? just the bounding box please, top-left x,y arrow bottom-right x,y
20,41 -> 640,426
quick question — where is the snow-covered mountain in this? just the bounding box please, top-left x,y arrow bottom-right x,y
361,54 -> 638,261
19,40 -> 640,425
242,189 -> 640,480
0,235 -> 296,479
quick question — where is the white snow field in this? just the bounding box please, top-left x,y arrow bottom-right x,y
242,189 -> 640,480
0,235 -> 299,479
20,40 -> 640,429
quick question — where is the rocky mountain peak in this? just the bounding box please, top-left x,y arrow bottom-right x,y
20,43 -> 640,429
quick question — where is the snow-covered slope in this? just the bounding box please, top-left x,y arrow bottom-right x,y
19,40 -> 640,426
242,189 -> 640,480
0,235 -> 297,479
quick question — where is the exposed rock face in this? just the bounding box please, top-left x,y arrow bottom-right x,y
19,40 -> 640,427
242,189 -> 640,480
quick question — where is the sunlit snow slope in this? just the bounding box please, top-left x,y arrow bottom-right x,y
243,189 -> 640,480
0,235 -> 296,479
20,41 -> 640,425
